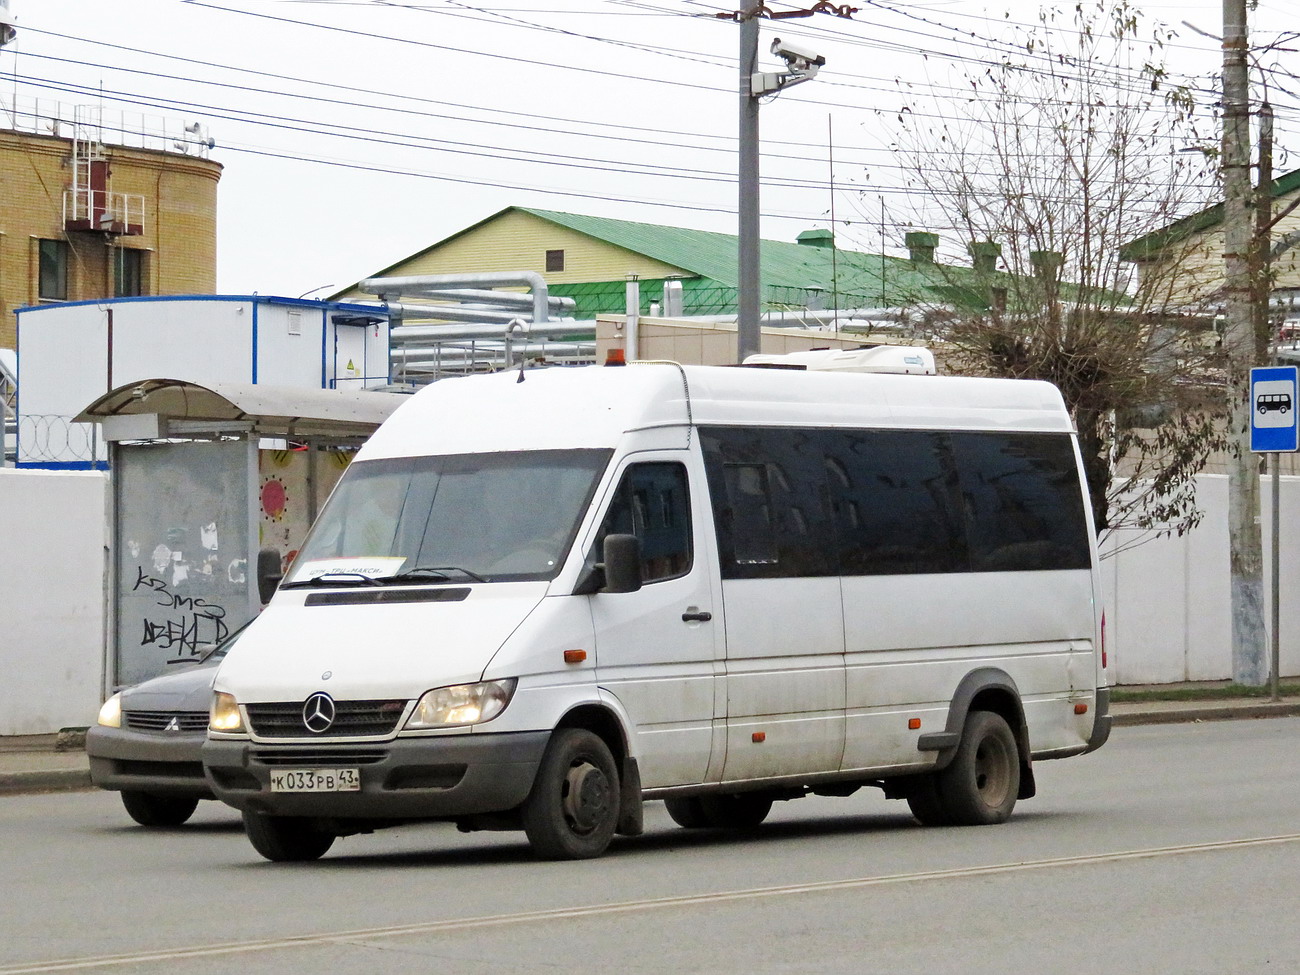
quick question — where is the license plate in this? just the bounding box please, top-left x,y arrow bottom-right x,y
269,768 -> 361,792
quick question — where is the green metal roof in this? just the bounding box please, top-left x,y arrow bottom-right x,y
517,207 -> 979,308
1120,168 -> 1300,262
335,205 -> 1016,313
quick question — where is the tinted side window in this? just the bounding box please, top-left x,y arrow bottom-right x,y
594,462 -> 692,583
826,430 -> 967,575
951,432 -> 1091,571
700,427 -> 834,579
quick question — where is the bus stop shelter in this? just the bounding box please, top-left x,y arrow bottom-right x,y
77,378 -> 407,689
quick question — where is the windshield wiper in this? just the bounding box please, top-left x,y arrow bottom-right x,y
387,565 -> 488,584
282,572 -> 385,589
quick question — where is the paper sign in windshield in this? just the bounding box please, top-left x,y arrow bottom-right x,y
292,557 -> 406,583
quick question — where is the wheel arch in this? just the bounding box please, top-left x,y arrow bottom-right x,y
555,702 -> 629,760
922,667 -> 1036,799
553,702 -> 643,835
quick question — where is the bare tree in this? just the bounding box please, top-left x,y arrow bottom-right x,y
881,0 -> 1227,541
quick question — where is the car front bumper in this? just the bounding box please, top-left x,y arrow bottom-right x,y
86,725 -> 212,797
202,730 -> 551,820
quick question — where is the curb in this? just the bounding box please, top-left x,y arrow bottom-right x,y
0,769 -> 93,795
1112,701 -> 1300,726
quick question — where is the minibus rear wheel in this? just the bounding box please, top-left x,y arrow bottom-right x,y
903,776 -> 953,827
699,794 -> 772,828
242,810 -> 335,862
522,729 -> 620,860
664,797 -> 711,828
934,710 -> 1020,826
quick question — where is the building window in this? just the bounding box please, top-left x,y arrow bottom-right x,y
545,249 -> 565,272
38,239 -> 69,300
114,248 -> 144,297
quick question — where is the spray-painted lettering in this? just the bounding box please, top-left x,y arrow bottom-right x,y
132,565 -> 229,659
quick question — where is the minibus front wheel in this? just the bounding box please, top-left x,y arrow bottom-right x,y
521,729 -> 621,860
242,810 -> 336,862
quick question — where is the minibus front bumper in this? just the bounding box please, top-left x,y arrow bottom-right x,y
202,730 -> 551,819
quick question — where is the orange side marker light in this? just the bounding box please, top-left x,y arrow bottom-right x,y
752,731 -> 766,743
908,718 -> 921,730
563,649 -> 587,664
1074,702 -> 1089,715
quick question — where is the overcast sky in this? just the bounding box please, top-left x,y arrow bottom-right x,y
1,0 -> 1295,299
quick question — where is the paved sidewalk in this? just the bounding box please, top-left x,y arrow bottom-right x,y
2,693 -> 1298,797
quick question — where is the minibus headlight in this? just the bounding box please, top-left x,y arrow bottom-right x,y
97,693 -> 123,729
406,679 -> 517,729
209,692 -> 246,734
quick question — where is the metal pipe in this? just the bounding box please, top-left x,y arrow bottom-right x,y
360,271 -> 553,324
416,288 -> 575,312
392,340 -> 594,359
625,275 -> 640,361
387,305 -> 536,325
391,321 -> 588,343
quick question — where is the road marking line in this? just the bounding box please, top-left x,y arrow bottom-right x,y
5,832 -> 1299,974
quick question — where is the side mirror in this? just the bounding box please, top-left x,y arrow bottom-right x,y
256,547 -> 283,605
602,534 -> 643,594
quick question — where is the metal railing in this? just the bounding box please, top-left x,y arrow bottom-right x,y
1,93 -> 214,158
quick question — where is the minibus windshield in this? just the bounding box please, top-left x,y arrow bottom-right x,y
286,449 -> 611,585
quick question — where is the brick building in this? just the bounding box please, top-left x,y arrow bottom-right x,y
0,105 -> 222,349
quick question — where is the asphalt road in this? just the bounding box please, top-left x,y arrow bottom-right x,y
3,718 -> 1299,975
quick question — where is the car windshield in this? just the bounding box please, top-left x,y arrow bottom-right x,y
286,449 -> 611,585
197,618 -> 252,663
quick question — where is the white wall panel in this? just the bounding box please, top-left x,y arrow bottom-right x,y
0,469 -> 107,734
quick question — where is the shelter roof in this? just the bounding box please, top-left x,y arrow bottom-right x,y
75,379 -> 406,440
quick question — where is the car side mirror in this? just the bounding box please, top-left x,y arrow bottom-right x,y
256,547 -> 283,605
602,534 -> 643,594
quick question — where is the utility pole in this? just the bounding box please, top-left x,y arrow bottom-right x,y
729,2 -> 851,363
1223,0 -> 1267,685
737,0 -> 762,363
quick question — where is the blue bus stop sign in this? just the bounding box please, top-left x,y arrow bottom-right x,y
1251,365 -> 1300,453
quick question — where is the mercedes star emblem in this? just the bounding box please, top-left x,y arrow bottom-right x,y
302,692 -> 336,733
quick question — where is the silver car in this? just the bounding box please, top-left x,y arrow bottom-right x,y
86,625 -> 244,826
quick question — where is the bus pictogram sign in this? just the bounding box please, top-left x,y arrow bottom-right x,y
1251,365 -> 1300,453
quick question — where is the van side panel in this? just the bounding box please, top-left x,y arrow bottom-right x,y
840,570 -> 1096,770
719,577 -> 846,781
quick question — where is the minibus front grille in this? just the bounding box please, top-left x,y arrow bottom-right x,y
123,710 -> 210,733
304,587 -> 470,607
251,748 -> 389,766
245,700 -> 407,738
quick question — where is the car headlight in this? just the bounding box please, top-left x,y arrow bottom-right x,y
97,693 -> 122,728
209,691 -> 246,733
406,679 -> 517,729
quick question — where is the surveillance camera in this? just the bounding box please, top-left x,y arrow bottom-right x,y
770,37 -> 825,68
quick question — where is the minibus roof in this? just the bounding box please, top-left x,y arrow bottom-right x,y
361,363 -> 1073,461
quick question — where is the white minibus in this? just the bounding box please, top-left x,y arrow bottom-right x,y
204,359 -> 1110,861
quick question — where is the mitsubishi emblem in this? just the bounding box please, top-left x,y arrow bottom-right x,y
164,716 -> 180,733
302,692 -> 336,734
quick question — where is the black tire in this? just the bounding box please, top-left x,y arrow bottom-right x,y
934,710 -> 1020,826
699,793 -> 773,829
241,810 -> 335,862
664,796 -> 711,829
120,791 -> 200,827
521,729 -> 620,860
903,775 -> 952,827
